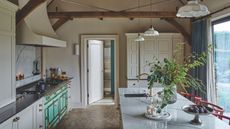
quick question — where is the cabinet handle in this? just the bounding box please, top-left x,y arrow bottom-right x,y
13,118 -> 17,122
39,104 -> 43,107
13,117 -> 20,122
39,125 -> 43,128
39,109 -> 43,112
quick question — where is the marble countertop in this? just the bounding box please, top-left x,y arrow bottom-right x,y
119,88 -> 230,129
0,78 -> 72,124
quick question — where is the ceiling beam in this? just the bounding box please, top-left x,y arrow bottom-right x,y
16,0 -> 46,24
163,18 -> 191,45
194,4 -> 230,22
47,0 -> 55,7
48,11 -> 177,19
178,0 -> 186,5
52,17 -> 72,31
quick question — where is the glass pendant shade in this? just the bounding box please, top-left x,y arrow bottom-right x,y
144,26 -> 159,36
134,33 -> 145,42
176,0 -> 210,18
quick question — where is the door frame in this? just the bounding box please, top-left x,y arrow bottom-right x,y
80,35 -> 119,107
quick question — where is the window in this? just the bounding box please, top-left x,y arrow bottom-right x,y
212,16 -> 230,114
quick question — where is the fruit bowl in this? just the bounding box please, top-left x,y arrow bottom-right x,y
182,105 -> 213,125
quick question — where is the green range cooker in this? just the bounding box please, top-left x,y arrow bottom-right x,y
44,85 -> 68,129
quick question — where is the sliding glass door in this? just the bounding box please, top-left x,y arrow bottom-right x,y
213,16 -> 230,113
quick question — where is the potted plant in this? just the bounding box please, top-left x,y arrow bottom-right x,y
138,47 -> 208,111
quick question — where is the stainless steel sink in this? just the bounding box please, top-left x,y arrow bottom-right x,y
124,93 -> 147,97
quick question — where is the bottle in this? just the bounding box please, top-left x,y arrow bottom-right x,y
57,67 -> 62,76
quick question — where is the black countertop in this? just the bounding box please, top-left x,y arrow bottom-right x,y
0,78 -> 72,124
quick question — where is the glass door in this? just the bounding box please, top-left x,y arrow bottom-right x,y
213,16 -> 230,114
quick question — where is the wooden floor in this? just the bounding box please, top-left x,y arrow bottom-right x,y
55,105 -> 121,129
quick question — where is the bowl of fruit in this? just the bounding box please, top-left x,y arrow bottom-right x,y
182,105 -> 213,125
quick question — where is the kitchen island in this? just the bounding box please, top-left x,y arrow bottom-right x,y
119,88 -> 230,129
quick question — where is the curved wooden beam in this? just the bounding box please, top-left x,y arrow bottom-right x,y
16,0 -> 46,24
163,18 -> 191,45
52,17 -> 72,31
48,11 -> 177,19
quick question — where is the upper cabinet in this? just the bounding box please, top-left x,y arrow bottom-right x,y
126,33 -> 185,87
0,0 -> 18,108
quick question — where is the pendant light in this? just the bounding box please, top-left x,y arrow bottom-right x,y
134,33 -> 145,42
144,0 -> 159,36
135,0 -> 144,42
176,0 -> 210,18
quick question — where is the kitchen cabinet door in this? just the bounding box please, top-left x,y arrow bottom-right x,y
157,35 -> 173,62
172,35 -> 185,64
0,0 -> 17,108
59,90 -> 68,118
127,35 -> 139,79
0,116 -> 17,129
67,82 -> 72,111
140,37 -> 158,79
59,94 -> 64,113
53,97 -> 59,121
17,106 -> 34,129
0,35 -> 15,108
45,100 -> 54,129
35,99 -> 44,129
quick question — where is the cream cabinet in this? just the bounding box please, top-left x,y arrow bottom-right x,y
0,0 -> 18,108
16,105 -> 34,129
126,33 -> 184,88
0,98 -> 44,129
34,99 -> 44,129
0,116 -> 17,129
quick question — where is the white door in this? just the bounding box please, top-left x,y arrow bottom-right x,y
88,40 -> 104,104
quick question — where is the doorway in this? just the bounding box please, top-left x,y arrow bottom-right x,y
81,35 -> 119,107
88,40 -> 115,105
88,40 -> 104,104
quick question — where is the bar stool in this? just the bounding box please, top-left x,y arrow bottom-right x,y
180,92 -> 202,105
200,100 -> 224,119
213,114 -> 230,125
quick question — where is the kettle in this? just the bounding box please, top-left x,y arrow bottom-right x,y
38,80 -> 46,93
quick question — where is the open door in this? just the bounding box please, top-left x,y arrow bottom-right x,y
88,40 -> 104,104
